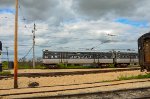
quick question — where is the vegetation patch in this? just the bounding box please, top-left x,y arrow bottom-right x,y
108,64 -> 115,68
101,73 -> 150,82
57,63 -> 96,69
118,73 -> 150,80
18,65 -> 46,69
2,61 -> 8,69
0,71 -> 11,76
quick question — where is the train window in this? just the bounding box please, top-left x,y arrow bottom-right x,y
45,52 -> 49,55
89,56 -> 92,58
45,56 -> 48,59
55,55 -> 58,58
77,56 -> 80,59
73,56 -> 76,59
51,56 -> 54,59
70,56 -> 73,59
136,56 -> 138,58
77,53 -> 80,55
138,47 -> 141,50
84,56 -> 88,59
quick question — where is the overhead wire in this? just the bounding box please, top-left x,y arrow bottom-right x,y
19,46 -> 33,61
17,0 -> 127,52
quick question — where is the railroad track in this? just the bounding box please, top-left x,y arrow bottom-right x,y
0,67 -> 140,79
35,87 -> 150,99
0,79 -> 150,99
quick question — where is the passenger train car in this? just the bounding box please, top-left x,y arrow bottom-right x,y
138,32 -> 150,71
43,50 -> 138,68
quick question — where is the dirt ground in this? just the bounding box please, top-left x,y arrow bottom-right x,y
0,70 -> 147,89
9,68 -> 139,73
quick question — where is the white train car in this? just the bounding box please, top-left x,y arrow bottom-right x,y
42,50 -> 139,68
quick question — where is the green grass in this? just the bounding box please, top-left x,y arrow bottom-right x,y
0,71 -> 11,76
34,65 -> 46,69
18,65 -> 32,69
108,64 -> 115,68
18,62 -> 46,69
101,73 -> 150,83
118,73 -> 150,80
18,65 -> 46,69
2,61 -> 8,69
57,63 -> 95,69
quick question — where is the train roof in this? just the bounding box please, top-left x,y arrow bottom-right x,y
43,49 -> 109,52
138,32 -> 150,41
43,49 -> 137,53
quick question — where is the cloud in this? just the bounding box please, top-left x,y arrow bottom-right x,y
19,0 -> 58,21
72,0 -> 147,21
0,0 -> 14,7
0,0 -> 150,60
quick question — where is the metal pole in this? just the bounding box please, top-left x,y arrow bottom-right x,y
5,47 -> 9,68
14,0 -> 18,89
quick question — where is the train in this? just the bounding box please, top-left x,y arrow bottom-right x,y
42,50 -> 138,68
138,32 -> 150,71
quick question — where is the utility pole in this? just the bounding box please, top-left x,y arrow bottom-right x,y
0,41 -> 2,72
5,47 -> 9,68
14,0 -> 18,88
32,23 -> 36,68
112,49 -> 117,67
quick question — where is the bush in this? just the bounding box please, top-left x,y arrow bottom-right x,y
2,61 -> 8,69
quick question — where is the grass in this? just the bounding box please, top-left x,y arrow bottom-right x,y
108,64 -> 115,68
101,73 -> 150,82
117,73 -> 150,80
2,61 -> 8,69
18,65 -> 46,69
0,71 -> 11,76
57,63 -> 96,69
34,65 -> 46,69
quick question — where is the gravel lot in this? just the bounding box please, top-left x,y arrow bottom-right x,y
0,70 -> 147,89
9,68 -> 139,73
0,69 -> 150,99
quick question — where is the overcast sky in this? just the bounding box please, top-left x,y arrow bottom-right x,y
0,0 -> 150,60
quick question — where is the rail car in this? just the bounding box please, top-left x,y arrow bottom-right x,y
42,50 -> 138,68
138,32 -> 150,71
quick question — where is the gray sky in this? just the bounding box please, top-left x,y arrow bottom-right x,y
0,0 -> 149,60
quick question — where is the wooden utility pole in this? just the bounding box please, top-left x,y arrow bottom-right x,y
14,0 -> 18,89
32,23 -> 36,68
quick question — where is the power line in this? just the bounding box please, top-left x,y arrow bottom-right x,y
20,46 -> 33,61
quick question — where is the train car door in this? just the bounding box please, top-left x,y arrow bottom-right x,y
60,52 -> 68,64
144,39 -> 150,63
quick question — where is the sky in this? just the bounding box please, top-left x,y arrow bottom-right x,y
0,0 -> 150,61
